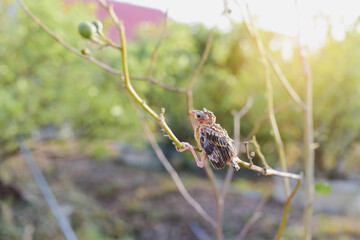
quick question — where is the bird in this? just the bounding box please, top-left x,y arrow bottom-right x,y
176,108 -> 240,171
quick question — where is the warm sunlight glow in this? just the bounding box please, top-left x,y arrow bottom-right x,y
120,0 -> 360,50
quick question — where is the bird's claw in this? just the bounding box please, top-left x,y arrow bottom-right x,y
176,142 -> 204,168
176,142 -> 191,152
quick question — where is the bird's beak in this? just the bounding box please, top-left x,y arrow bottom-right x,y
189,110 -> 197,117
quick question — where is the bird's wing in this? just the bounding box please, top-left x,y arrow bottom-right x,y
199,126 -> 237,169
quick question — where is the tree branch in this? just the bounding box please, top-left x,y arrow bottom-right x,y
236,193 -> 269,240
16,138 -> 78,240
17,0 -> 185,94
147,11 -> 168,78
295,1 -> 315,239
94,0 -> 186,148
234,156 -> 301,180
217,97 -> 253,240
244,5 -> 290,197
245,101 -> 291,140
220,97 -> 254,200
130,75 -> 187,93
234,0 -> 305,110
187,29 -> 215,111
275,174 -> 303,240
183,29 -> 223,239
17,0 -> 124,75
265,50 -> 306,110
134,105 -> 217,229
250,136 -> 271,169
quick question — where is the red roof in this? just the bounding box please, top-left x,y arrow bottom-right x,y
71,0 -> 165,41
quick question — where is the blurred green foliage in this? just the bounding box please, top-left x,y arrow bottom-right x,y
0,0 -> 144,159
315,181 -> 332,195
1,0 -> 360,176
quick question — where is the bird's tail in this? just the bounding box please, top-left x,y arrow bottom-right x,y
230,157 -> 240,171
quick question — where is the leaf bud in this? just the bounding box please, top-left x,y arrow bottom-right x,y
92,20 -> 103,33
78,21 -> 96,39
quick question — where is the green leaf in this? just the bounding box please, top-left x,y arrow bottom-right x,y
315,181 -> 332,195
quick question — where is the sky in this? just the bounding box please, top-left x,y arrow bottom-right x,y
118,0 -> 360,51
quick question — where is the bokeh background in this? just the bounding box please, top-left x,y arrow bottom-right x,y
1,0 -> 360,239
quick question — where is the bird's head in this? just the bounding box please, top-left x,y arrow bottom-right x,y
189,108 -> 216,125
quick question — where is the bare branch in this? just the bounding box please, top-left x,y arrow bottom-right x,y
16,138 -> 78,240
96,0 -> 187,149
18,1 -> 305,239
220,97 -> 254,199
97,0 -> 123,36
235,156 -> 301,180
231,97 -> 254,120
187,29 -> 215,110
275,174 -> 303,240
17,0 -> 184,94
245,101 -> 291,140
236,193 -> 269,240
235,0 -> 305,110
295,1 -> 315,239
130,75 -> 187,93
250,136 -> 271,169
183,28 -> 222,239
203,162 -> 224,240
188,29 -> 215,92
244,5 -> 290,197
147,11 -> 168,78
134,105 -> 217,229
214,97 -> 254,240
16,0 -> 124,76
265,50 -> 306,110
220,167 -> 234,200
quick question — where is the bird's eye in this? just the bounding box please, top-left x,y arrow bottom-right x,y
196,113 -> 202,119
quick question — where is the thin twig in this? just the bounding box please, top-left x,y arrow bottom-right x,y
134,104 -> 217,229
236,193 -> 269,240
189,221 -> 212,240
187,29 -> 215,110
183,29 -> 222,239
216,98 -> 254,240
244,5 -> 290,197
234,0 -> 305,110
250,136 -> 271,169
245,101 -> 291,140
96,29 -> 122,50
16,138 -> 78,240
147,11 -> 168,78
22,224 -> 35,240
220,97 -> 254,199
265,50 -> 306,110
17,0 -> 185,94
97,0 -> 122,35
188,29 -> 214,91
100,2 -> 218,229
203,162 -> 224,240
16,0 -> 124,75
274,173 -> 303,240
234,156 -> 301,180
231,97 -> 254,120
295,1 -> 315,239
130,75 -> 187,93
97,0 -> 185,148
17,8 -> 201,229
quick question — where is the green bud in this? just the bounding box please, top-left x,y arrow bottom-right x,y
92,20 -> 103,33
81,49 -> 90,55
78,22 -> 96,39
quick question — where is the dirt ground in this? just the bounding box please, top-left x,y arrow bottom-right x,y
0,141 -> 359,240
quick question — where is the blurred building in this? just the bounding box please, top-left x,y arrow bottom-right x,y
75,0 -> 166,41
